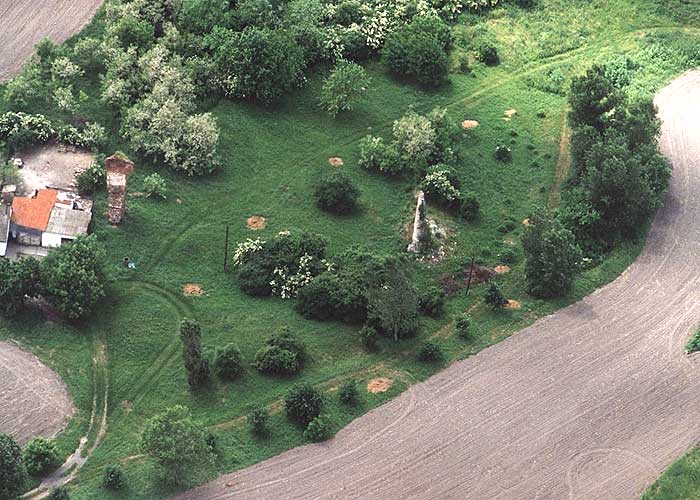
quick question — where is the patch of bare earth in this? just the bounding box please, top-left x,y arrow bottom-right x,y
0,341 -> 73,445
183,283 -> 204,297
0,0 -> 103,82
247,216 -> 267,230
505,299 -> 521,309
367,378 -> 392,393
494,265 -> 511,274
503,108 -> 517,121
328,157 -> 344,167
461,120 -> 479,130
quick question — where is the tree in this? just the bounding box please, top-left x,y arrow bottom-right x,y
569,65 -> 623,131
382,16 -> 451,88
367,268 -> 419,341
284,383 -> 322,426
319,60 -> 370,117
102,464 -> 125,490
484,281 -> 507,310
0,433 -> 26,499
179,319 -> 210,388
48,486 -> 70,500
40,235 -> 106,319
23,437 -> 59,476
213,344 -> 243,380
140,405 -> 214,485
314,171 -> 360,214
0,257 -> 41,316
522,209 -> 582,298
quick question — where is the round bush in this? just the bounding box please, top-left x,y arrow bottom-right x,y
338,379 -> 360,406
303,416 -> 331,442
284,383 -> 323,427
459,193 -> 480,221
418,286 -> 445,317
417,341 -> 443,363
213,344 -> 244,380
48,485 -> 70,500
23,437 -> 58,476
237,260 -> 273,297
102,464 -> 125,490
499,247 -> 518,264
143,173 -> 167,199
382,23 -> 449,88
314,171 -> 360,215
334,0 -> 362,25
455,313 -> 472,339
484,281 -> 508,310
495,144 -> 512,162
248,405 -> 269,436
254,345 -> 299,376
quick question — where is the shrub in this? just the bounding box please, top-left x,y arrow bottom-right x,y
367,268 -> 419,341
421,168 -> 461,205
140,405 -> 214,485
76,161 -> 106,194
455,313 -> 472,339
382,18 -> 450,88
303,416 -> 331,442
338,379 -> 360,406
0,433 -> 26,499
23,437 -> 59,476
418,286 -> 445,317
686,329 -> 700,354
102,464 -> 125,490
237,260 -> 273,297
143,173 -> 167,199
459,193 -> 480,221
248,405 -> 270,436
314,171 -> 360,215
285,383 -> 323,426
484,281 -> 508,310
254,346 -> 299,376
495,144 -> 512,162
476,42 -> 499,65
417,341 -> 443,363
393,111 -> 436,166
358,135 -> 403,174
295,273 -> 343,321
319,60 -> 370,117
358,324 -> 378,351
457,53 -> 471,74
498,247 -> 517,264
180,319 -> 210,388
213,344 -> 244,380
48,486 -> 70,500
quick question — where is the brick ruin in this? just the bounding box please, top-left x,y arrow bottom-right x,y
105,154 -> 134,225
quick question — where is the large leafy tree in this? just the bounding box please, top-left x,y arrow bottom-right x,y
367,267 -> 419,341
569,64 -> 623,132
522,209 -> 582,298
0,433 -> 26,499
141,405 -> 214,485
40,234 -> 106,319
0,257 -> 41,316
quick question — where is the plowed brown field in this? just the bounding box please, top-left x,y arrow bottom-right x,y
0,0 -> 102,81
172,71 -> 700,499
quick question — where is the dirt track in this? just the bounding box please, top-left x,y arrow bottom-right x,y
0,342 -> 74,445
173,71 -> 700,500
0,0 -> 103,81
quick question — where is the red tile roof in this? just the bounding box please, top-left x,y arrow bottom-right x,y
11,189 -> 58,231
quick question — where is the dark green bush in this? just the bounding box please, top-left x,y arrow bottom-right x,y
484,281 -> 508,310
0,433 -> 26,499
102,464 -> 125,491
285,383 -> 323,427
314,171 -> 360,215
498,247 -> 517,264
418,286 -> 445,317
334,0 -> 362,26
338,379 -> 360,406
248,405 -> 270,436
237,260 -> 273,297
76,161 -> 106,195
213,344 -> 244,380
23,437 -> 59,476
358,324 -> 378,351
48,485 -> 70,500
304,416 -> 331,442
495,144 -> 512,162
254,346 -> 299,376
459,192 -> 480,221
476,42 -> 499,65
417,341 -> 443,363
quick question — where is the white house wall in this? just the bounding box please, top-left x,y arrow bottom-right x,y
41,232 -> 64,248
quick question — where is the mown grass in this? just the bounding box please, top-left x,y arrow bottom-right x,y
0,1 -> 698,498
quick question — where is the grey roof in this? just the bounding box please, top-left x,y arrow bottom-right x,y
45,207 -> 91,237
0,205 -> 11,243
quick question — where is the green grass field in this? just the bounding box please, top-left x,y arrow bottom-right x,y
1,1 -> 699,498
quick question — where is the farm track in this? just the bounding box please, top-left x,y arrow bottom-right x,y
171,71 -> 700,499
0,0 -> 103,81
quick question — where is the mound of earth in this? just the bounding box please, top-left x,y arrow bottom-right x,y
247,216 -> 267,230
0,342 -> 74,445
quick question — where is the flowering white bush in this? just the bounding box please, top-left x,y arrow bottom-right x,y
270,254 -> 316,299
393,111 -> 436,161
0,112 -> 55,143
422,170 -> 460,202
232,238 -> 265,267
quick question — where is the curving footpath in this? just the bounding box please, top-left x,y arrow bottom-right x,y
0,0 -> 103,82
173,72 -> 700,500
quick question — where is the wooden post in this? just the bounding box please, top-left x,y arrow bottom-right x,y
465,255 -> 475,296
223,225 -> 229,272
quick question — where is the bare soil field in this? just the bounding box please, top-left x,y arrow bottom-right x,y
173,71 -> 700,499
16,143 -> 95,195
0,341 -> 74,445
0,0 -> 103,81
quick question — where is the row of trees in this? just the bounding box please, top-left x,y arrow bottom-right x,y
0,235 -> 106,320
